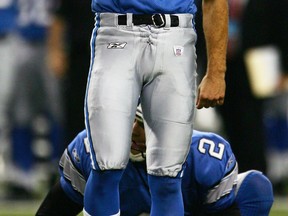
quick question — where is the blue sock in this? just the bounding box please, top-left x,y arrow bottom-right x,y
11,126 -> 33,171
264,116 -> 288,150
148,174 -> 184,216
84,169 -> 124,215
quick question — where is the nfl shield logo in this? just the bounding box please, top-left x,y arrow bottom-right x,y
174,46 -> 184,56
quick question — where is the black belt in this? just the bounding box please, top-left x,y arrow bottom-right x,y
118,14 -> 179,27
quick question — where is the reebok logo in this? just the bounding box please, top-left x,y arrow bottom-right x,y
107,42 -> 127,49
72,148 -> 80,163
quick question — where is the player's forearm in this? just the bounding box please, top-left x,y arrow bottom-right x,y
48,16 -> 66,52
47,16 -> 68,77
202,0 -> 228,78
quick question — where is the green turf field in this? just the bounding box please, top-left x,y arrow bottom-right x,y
0,197 -> 287,216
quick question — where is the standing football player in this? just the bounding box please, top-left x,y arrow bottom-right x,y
84,0 -> 228,215
7,0 -> 64,196
0,0 -> 18,184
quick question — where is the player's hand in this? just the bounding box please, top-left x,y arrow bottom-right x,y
196,74 -> 226,109
276,73 -> 288,92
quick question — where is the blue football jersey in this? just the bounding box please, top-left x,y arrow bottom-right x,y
182,130 -> 238,214
91,0 -> 197,15
16,0 -> 58,41
59,129 -> 238,215
0,0 -> 17,34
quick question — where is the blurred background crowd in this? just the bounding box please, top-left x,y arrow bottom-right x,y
0,0 -> 287,202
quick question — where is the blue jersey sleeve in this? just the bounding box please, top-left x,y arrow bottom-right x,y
190,130 -> 237,189
59,130 -> 90,205
182,130 -> 238,213
66,130 -> 92,180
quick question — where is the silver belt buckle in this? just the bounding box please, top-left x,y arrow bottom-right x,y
152,14 -> 165,28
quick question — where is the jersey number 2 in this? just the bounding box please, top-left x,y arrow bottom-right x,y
198,138 -> 225,160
